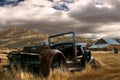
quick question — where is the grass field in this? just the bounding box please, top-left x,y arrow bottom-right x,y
0,52 -> 120,80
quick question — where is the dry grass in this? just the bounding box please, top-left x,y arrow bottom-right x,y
0,52 -> 120,80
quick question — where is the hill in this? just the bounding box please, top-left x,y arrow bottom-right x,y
0,27 -> 49,49
0,27 -> 96,51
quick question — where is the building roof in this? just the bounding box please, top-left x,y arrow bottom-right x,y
102,38 -> 120,45
90,38 -> 120,49
89,44 -> 108,49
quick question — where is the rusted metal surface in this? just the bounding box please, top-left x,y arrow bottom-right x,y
40,49 -> 66,77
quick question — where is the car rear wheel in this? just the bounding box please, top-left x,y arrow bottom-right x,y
51,54 -> 66,69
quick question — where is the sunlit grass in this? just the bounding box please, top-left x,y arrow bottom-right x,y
0,52 -> 120,80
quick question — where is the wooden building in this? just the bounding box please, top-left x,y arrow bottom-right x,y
89,38 -> 120,51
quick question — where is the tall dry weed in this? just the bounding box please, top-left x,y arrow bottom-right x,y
0,52 -> 120,80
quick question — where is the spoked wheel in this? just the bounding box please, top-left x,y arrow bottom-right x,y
51,54 -> 66,69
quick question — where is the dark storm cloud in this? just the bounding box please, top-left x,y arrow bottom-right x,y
0,0 -> 120,38
0,18 -> 101,34
69,0 -> 120,23
0,19 -> 76,33
75,25 -> 101,34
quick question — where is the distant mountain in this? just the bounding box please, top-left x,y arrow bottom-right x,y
0,27 -> 39,38
0,27 -> 49,49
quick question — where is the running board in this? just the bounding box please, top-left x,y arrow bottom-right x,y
68,67 -> 83,72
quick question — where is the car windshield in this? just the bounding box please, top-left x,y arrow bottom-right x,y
48,32 -> 77,61
49,32 -> 75,46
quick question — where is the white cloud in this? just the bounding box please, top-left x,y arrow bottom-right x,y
0,0 -> 120,38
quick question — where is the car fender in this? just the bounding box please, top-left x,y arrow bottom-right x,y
40,49 -> 66,77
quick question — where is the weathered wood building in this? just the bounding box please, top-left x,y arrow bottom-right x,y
89,38 -> 120,51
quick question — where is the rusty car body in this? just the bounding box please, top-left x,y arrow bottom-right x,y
2,31 -> 95,77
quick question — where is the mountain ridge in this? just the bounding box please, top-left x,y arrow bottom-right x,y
0,27 -> 49,49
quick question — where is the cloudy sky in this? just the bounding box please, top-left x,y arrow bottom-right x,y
0,0 -> 120,38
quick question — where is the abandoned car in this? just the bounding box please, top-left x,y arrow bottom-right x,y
2,31 -> 97,77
